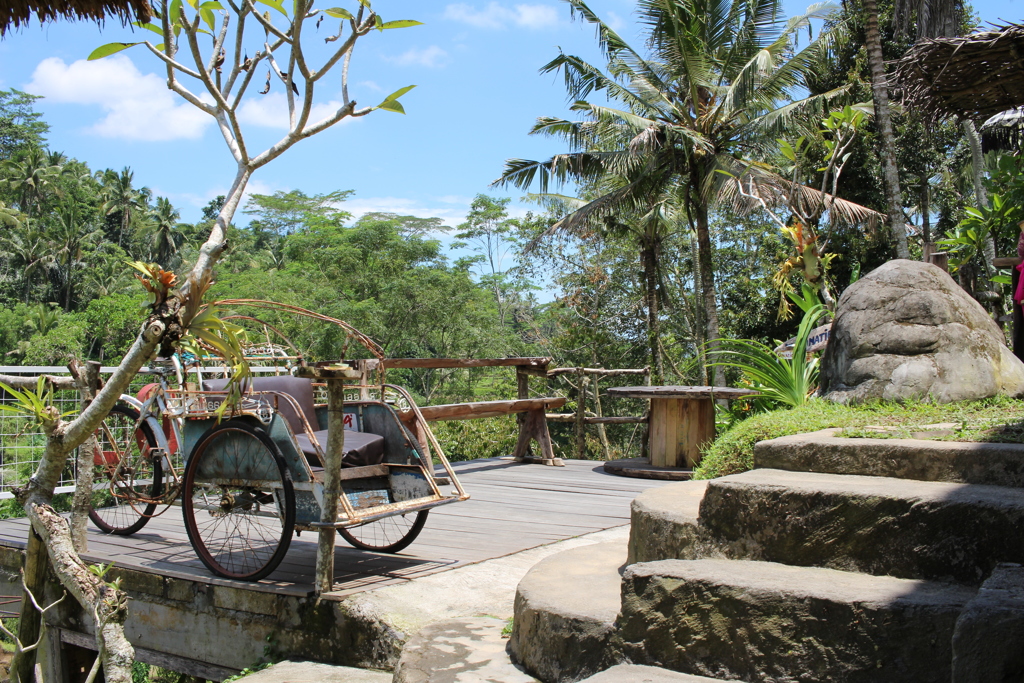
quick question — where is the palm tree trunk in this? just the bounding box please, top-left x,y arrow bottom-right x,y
921,173 -> 931,244
862,0 -> 910,259
641,241 -> 664,384
694,204 -> 724,386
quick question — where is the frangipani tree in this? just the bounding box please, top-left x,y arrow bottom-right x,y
6,2 -> 419,681
90,0 -> 418,295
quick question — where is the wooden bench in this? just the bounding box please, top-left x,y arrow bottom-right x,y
398,397 -> 567,466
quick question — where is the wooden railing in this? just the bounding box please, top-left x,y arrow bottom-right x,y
352,358 -> 650,464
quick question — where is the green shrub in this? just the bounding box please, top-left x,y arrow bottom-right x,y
431,416 -> 520,462
694,396 -> 1024,479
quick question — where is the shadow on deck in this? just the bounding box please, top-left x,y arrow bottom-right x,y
0,458 -> 669,679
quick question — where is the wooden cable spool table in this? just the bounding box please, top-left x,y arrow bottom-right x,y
605,385 -> 754,477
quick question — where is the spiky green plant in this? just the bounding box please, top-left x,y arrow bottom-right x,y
709,305 -> 826,408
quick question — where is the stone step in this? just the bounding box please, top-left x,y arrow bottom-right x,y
578,664 -> 725,682
755,428 -> 1024,487
238,661 -> 392,682
510,541 -> 625,683
700,468 -> 1024,583
618,558 -> 977,683
628,481 -> 708,564
394,617 -> 537,683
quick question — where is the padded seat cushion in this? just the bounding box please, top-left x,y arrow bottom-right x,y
296,429 -> 386,468
203,375 -> 319,435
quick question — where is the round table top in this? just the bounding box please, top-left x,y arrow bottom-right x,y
606,385 -> 756,400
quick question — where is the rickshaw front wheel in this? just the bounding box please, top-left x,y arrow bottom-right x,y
338,510 -> 428,554
182,419 -> 295,581
89,404 -> 163,536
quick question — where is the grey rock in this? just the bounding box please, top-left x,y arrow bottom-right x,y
699,468 -> 1024,584
628,481 -> 709,563
618,558 -> 975,683
819,259 -> 1024,403
754,428 -> 1024,488
952,563 -> 1024,682
510,541 -> 626,683
393,617 -> 537,683
577,664 -> 724,682
239,661 -> 392,682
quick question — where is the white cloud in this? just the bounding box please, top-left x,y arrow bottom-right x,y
25,55 -> 212,141
444,2 -> 560,30
383,45 -> 450,68
236,93 -> 354,130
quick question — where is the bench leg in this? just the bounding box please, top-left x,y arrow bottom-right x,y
513,408 -> 564,467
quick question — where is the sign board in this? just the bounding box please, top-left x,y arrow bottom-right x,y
343,411 -> 359,431
774,323 -> 832,359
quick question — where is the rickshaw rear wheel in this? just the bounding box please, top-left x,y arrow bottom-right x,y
338,510 -> 428,553
89,404 -> 163,536
182,419 -> 295,581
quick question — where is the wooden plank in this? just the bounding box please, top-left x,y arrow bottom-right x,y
401,398 -> 566,422
0,455 -> 674,602
382,358 -> 552,369
680,397 -> 715,468
607,385 -> 753,400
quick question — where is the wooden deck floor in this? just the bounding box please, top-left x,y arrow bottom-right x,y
0,458 -> 671,599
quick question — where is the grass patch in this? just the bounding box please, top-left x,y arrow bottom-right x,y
694,395 -> 1024,480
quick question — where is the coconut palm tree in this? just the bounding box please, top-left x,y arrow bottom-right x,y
50,204 -> 102,310
497,0 -> 857,385
99,166 -> 149,249
147,196 -> 182,266
859,0 -> 964,260
1,147 -> 62,220
4,227 -> 54,302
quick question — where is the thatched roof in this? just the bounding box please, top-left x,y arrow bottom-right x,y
0,0 -> 151,34
893,24 -> 1024,121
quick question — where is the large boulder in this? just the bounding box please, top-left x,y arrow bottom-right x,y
819,259 -> 1024,403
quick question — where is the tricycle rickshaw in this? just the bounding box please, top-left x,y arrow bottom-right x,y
87,301 -> 469,581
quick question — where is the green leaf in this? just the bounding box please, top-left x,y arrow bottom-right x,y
169,0 -> 184,25
200,0 -> 224,7
201,7 -> 215,30
357,0 -> 372,7
133,21 -> 164,36
324,7 -> 353,19
88,42 -> 142,60
382,84 -> 416,101
374,14 -> 383,30
256,0 -> 287,16
377,99 -> 406,114
991,275 -> 1013,285
380,19 -> 422,29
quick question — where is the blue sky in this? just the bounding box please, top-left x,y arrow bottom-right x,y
0,0 -> 1017,232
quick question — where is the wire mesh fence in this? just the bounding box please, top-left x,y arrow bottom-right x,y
0,366 -> 157,500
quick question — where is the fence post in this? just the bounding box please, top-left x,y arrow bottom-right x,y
591,374 -> 612,460
516,368 -> 531,459
575,368 -> 588,459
